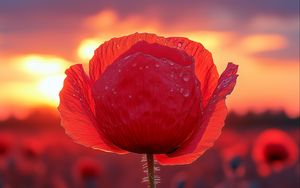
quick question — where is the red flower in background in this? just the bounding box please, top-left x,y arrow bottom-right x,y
252,129 -> 298,176
20,139 -> 43,161
58,33 -> 238,165
0,135 -> 11,158
0,134 -> 13,170
222,143 -> 248,177
74,158 -> 102,180
73,157 -> 102,188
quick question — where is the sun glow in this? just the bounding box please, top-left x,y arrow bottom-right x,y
38,75 -> 65,106
77,39 -> 101,61
9,54 -> 70,107
240,34 -> 287,53
19,55 -> 68,75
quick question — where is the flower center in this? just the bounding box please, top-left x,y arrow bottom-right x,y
264,143 -> 289,164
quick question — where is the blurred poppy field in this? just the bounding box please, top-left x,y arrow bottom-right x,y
0,110 -> 299,188
0,0 -> 299,188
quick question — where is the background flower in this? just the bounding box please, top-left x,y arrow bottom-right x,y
252,129 -> 298,176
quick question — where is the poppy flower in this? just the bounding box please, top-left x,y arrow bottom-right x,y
73,158 -> 102,188
252,129 -> 298,176
0,136 -> 11,158
20,139 -> 43,161
170,172 -> 188,188
0,134 -> 13,171
221,143 -> 248,178
58,33 -> 238,165
74,158 -> 101,180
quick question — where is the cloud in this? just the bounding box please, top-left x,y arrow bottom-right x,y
0,0 -> 298,60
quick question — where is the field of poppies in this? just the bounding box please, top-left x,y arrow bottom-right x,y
0,110 -> 299,188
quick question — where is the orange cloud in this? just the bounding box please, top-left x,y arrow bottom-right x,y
240,34 -> 287,54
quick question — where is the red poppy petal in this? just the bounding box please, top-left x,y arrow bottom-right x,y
115,41 -> 194,66
58,64 -> 127,154
155,63 -> 238,165
89,33 -> 162,81
165,37 -> 219,108
89,34 -> 218,108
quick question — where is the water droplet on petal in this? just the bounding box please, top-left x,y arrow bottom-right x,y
170,73 -> 174,78
145,65 -> 149,69
104,86 -> 109,90
128,95 -> 132,99
177,42 -> 182,48
118,69 -> 122,73
179,88 -> 184,94
183,74 -> 190,82
183,90 -> 190,97
169,61 -> 175,66
139,67 -> 143,70
155,64 -> 160,68
132,63 -> 137,67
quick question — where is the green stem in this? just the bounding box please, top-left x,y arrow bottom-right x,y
146,154 -> 155,188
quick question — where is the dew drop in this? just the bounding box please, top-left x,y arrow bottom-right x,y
170,88 -> 174,92
145,65 -> 149,69
104,86 -> 109,90
118,69 -> 122,73
128,95 -> 132,99
132,63 -> 137,67
179,88 -> 184,94
183,90 -> 190,97
155,64 -> 160,68
169,61 -> 175,66
139,67 -> 143,70
183,74 -> 190,82
177,42 -> 182,48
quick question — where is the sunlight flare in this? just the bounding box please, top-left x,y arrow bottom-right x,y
38,75 -> 65,106
77,39 -> 101,61
20,55 -> 69,75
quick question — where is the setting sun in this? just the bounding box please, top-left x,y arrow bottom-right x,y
0,55 -> 71,109
21,55 -> 67,75
77,39 -> 101,61
38,75 -> 65,106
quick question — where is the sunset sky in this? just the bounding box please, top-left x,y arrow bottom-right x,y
0,0 -> 299,120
